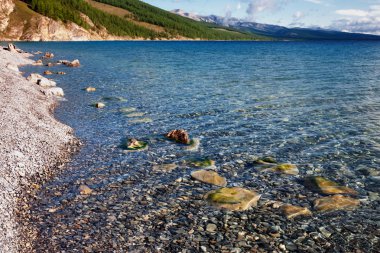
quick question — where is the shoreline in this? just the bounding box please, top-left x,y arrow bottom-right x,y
0,45 -> 79,252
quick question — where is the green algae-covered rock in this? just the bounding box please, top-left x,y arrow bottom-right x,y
254,156 -> 277,165
270,163 -> 299,175
314,195 -> 360,212
304,176 -> 358,195
123,138 -> 148,151
204,187 -> 261,211
188,159 -> 215,168
191,170 -> 227,187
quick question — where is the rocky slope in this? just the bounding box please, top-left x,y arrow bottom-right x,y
0,0 -> 125,41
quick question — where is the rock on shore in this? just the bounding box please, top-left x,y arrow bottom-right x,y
0,46 -> 77,253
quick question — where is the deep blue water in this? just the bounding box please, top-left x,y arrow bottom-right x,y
18,41 -> 380,182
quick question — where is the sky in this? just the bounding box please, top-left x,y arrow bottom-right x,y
142,0 -> 380,35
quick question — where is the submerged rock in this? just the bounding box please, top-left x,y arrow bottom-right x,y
268,163 -> 299,175
126,112 -> 145,118
281,204 -> 312,219
313,195 -> 360,212
85,87 -> 96,92
304,176 -> 358,195
129,118 -> 152,123
79,185 -> 92,195
254,156 -> 277,165
120,107 -> 136,113
204,187 -> 261,211
102,96 -> 127,102
165,129 -> 191,144
189,159 -> 215,168
125,138 -> 148,151
191,170 -> 227,187
152,163 -> 178,172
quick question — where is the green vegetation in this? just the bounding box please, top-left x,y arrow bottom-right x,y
94,0 -> 259,40
24,0 -> 265,40
26,0 -> 161,38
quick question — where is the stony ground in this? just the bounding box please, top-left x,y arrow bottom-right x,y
19,154 -> 380,253
0,46 -> 78,253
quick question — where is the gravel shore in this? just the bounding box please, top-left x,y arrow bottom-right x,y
0,45 -> 78,253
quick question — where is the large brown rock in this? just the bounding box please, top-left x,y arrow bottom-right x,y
204,187 -> 261,211
191,170 -> 227,187
313,195 -> 360,212
304,176 -> 358,195
165,129 -> 190,144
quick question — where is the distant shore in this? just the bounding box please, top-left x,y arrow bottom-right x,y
0,44 -> 79,253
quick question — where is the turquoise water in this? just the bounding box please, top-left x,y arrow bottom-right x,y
17,41 -> 380,251
20,41 -> 380,177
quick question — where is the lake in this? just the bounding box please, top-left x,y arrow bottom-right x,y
19,41 -> 380,252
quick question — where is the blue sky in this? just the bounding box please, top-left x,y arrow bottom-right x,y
142,0 -> 380,34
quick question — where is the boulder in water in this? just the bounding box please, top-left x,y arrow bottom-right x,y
94,102 -> 105,108
205,187 -> 261,211
44,52 -> 54,58
67,59 -> 80,67
85,87 -> 96,92
165,129 -> 191,144
44,70 -> 53,75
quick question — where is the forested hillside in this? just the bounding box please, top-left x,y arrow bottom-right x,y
23,0 -> 266,40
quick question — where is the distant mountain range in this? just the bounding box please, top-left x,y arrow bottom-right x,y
172,9 -> 380,41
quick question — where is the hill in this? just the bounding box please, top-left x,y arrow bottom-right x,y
0,0 -> 267,41
172,10 -> 380,41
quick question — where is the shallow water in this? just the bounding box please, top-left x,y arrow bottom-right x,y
18,41 -> 380,251
20,41 -> 380,177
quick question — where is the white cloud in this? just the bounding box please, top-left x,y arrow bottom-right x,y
335,9 -> 368,17
331,5 -> 380,35
305,0 -> 322,4
244,0 -> 288,20
293,11 -> 305,20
